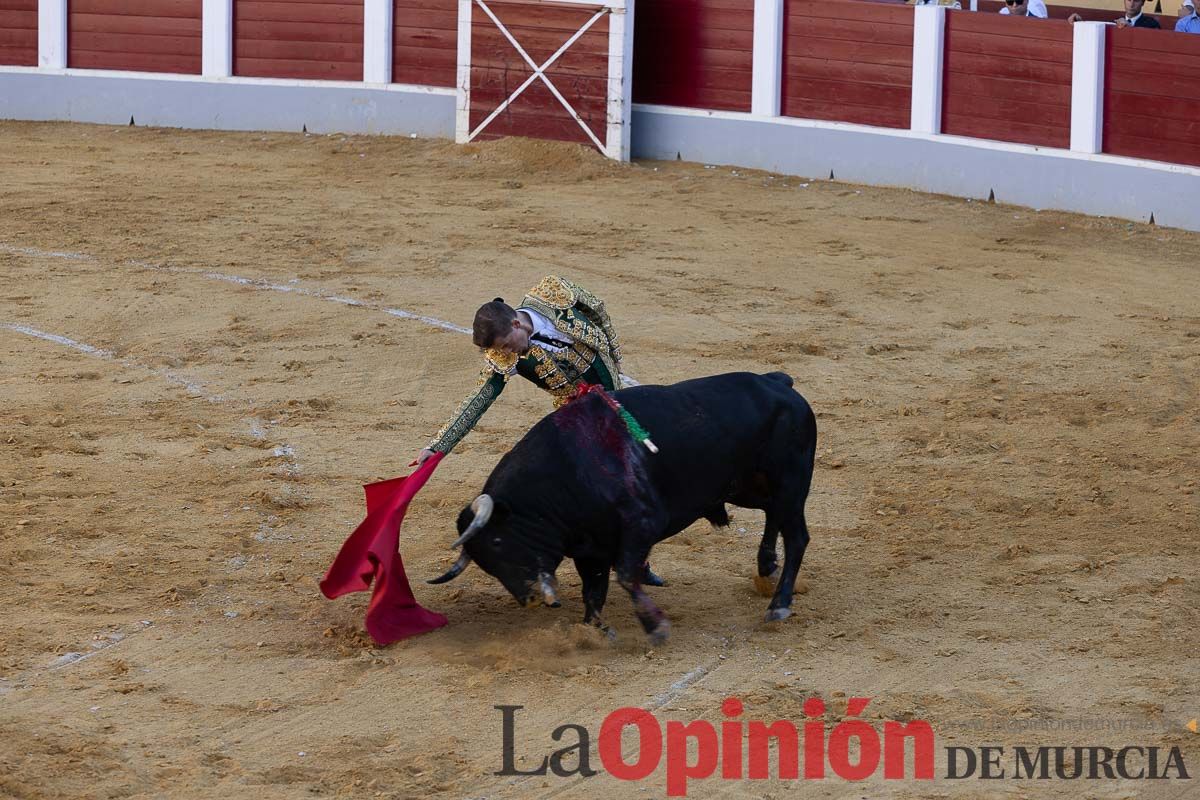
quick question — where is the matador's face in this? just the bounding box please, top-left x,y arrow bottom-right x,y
493,318 -> 532,356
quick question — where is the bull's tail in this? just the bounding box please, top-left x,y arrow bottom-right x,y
763,371 -> 794,389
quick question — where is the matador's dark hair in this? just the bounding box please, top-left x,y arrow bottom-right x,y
473,298 -> 517,348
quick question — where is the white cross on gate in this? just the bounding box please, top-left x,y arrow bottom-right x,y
456,0 -> 634,160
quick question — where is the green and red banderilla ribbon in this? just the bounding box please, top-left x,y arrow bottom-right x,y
571,382 -> 658,454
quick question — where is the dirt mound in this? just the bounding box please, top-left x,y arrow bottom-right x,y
434,135 -> 623,181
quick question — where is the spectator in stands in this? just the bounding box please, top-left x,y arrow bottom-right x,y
1001,0 -> 1049,17
1177,0 -> 1200,32
1117,0 -> 1162,25
1068,0 -> 1161,25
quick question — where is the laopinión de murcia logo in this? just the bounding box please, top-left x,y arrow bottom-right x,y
496,699 -> 1193,796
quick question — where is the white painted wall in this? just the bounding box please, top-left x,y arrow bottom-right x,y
632,104 -> 1200,232
0,71 -> 455,136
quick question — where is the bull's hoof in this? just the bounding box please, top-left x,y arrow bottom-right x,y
764,607 -> 792,623
642,565 -> 667,587
584,618 -> 617,642
647,620 -> 671,646
752,568 -> 780,598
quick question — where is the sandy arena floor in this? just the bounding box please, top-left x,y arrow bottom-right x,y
0,120 -> 1197,799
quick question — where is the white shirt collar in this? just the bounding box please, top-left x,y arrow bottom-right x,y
519,307 -> 574,351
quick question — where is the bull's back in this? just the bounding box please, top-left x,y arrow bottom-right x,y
483,372 -> 813,551
615,372 -> 813,507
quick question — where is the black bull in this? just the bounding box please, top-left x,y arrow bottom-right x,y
428,371 -> 817,643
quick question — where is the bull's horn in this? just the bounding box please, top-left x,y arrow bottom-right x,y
427,551 -> 472,584
450,494 -> 494,549
539,573 -> 560,608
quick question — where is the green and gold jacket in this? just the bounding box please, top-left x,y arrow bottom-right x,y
427,276 -> 623,454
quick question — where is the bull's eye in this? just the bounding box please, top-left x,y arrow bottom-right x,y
492,537 -> 502,545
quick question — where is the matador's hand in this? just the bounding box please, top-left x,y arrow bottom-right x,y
411,448 -> 437,467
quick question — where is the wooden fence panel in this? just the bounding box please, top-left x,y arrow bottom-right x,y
782,0 -> 914,129
633,0 -> 754,112
235,0 -> 363,80
68,0 -> 201,74
942,10 -> 1072,148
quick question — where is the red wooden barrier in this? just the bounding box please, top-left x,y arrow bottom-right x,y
67,0 -> 201,74
469,0 -> 609,144
0,0 -> 36,66
1104,26 -> 1200,167
235,0 -> 364,80
942,11 -> 1072,148
633,0 -> 754,112
782,0 -> 913,129
393,0 -> 456,86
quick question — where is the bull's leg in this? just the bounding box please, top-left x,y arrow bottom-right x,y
764,436 -> 816,622
753,516 -> 781,597
574,557 -> 611,629
615,477 -> 670,643
766,514 -> 811,622
616,549 -> 670,645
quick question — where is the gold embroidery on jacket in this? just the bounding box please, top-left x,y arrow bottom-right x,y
527,275 -> 575,310
562,342 -> 593,374
428,367 -> 507,452
484,347 -> 519,374
550,387 -> 576,408
562,278 -> 621,376
528,346 -> 571,391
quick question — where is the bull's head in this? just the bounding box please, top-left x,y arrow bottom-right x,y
427,493 -> 561,608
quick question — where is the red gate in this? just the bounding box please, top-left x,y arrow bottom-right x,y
456,0 -> 632,159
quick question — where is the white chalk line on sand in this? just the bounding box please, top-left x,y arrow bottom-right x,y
2,243 -> 640,385
0,322 -> 298,486
1,319 -> 302,486
0,320 -> 303,672
1,321 -> 223,402
128,260 -> 473,335
0,244 -> 470,334
649,664 -> 712,709
2,322 -> 113,358
0,244 -> 95,261
47,621 -> 155,672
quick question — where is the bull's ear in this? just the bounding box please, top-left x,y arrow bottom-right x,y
492,498 -> 511,521
455,505 -> 475,533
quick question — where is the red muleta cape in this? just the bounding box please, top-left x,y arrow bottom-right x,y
320,452 -> 448,644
